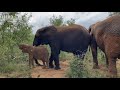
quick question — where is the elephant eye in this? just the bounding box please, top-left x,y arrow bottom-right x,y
35,35 -> 38,37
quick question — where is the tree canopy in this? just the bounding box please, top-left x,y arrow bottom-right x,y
49,15 -> 75,26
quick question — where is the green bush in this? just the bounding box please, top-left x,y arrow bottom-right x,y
0,12 -> 32,78
0,46 -> 31,78
66,50 -> 108,78
67,57 -> 89,78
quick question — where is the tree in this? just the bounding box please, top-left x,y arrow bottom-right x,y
49,15 -> 64,26
0,12 -> 32,60
66,18 -> 75,26
109,12 -> 120,16
49,15 -> 75,26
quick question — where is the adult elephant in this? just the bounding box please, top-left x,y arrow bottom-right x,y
33,24 -> 90,70
89,15 -> 120,77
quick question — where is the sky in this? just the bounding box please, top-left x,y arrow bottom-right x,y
28,12 -> 109,34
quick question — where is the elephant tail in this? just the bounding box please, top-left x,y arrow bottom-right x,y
88,31 -> 92,52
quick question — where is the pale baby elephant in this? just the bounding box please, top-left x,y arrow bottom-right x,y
19,44 -> 49,68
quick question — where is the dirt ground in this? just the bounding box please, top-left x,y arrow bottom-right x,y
31,60 -> 70,78
1,59 -> 120,78
31,60 -> 120,78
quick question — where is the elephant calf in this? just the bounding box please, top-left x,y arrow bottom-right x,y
19,44 -> 49,68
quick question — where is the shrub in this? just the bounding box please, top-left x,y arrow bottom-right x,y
66,50 -> 108,78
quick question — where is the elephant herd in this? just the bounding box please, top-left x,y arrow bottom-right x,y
33,15 -> 120,77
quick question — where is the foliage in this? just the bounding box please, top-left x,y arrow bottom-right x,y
49,15 -> 64,26
0,12 -> 33,77
49,15 -> 75,26
66,49 -> 108,78
66,18 -> 75,26
109,12 -> 120,16
67,57 -> 89,78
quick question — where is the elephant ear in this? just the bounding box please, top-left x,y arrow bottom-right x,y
36,26 -> 57,37
26,46 -> 33,53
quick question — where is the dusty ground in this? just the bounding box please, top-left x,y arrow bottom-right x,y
31,60 -> 70,78
31,60 -> 120,78
0,60 -> 120,78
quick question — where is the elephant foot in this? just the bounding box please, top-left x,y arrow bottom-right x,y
49,64 -> 54,68
42,66 -> 46,69
54,66 -> 61,70
46,67 -> 49,69
37,64 -> 43,66
93,65 -> 100,69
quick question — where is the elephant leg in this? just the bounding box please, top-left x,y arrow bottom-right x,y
29,54 -> 33,68
50,45 -> 61,70
90,41 -> 99,69
42,61 -> 46,69
29,58 -> 31,68
78,54 -> 85,60
108,57 -> 117,78
31,59 -> 34,68
74,50 -> 85,60
46,61 -> 49,69
54,55 -> 61,70
51,50 -> 61,70
74,54 -> 80,59
49,54 -> 54,68
80,50 -> 87,60
33,57 -> 43,66
105,54 -> 109,68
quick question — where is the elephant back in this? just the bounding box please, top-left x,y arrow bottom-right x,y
97,15 -> 120,36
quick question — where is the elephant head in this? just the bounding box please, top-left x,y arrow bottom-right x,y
33,26 -> 57,46
19,44 -> 33,53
